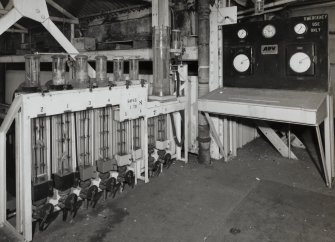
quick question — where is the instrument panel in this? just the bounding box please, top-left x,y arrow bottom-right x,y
222,14 -> 329,91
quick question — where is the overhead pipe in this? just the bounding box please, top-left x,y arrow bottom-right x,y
197,0 -> 211,164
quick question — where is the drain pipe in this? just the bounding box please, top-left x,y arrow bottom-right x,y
197,0 -> 211,164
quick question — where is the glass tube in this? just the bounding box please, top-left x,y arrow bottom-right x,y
129,56 -> 139,80
255,0 -> 264,14
24,54 -> 40,88
171,29 -> 182,51
152,26 -> 171,96
52,54 -> 67,85
113,57 -> 124,82
95,55 -> 108,86
75,55 -> 89,87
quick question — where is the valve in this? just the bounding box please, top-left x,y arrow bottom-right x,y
150,160 -> 162,177
78,180 -> 101,208
105,177 -> 116,199
80,185 -> 99,209
98,172 -> 110,200
59,193 -> 82,221
163,153 -> 173,169
117,166 -> 135,190
124,170 -> 135,189
105,177 -> 121,198
32,203 -> 54,231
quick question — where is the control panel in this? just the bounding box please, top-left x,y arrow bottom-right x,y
222,15 -> 329,91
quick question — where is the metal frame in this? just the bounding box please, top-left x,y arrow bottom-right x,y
0,2 -> 190,241
0,77 -> 189,241
0,0 -> 94,76
208,4 -> 258,160
201,1 -> 334,187
198,86 -> 334,187
0,85 -> 146,241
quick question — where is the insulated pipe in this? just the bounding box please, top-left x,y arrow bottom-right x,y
197,0 -> 211,164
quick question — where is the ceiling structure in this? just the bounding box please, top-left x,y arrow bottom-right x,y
0,0 -> 333,32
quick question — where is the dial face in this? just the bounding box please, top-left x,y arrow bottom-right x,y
289,52 -> 312,73
294,23 -> 307,35
233,54 -> 250,73
262,24 -> 276,38
237,29 -> 247,39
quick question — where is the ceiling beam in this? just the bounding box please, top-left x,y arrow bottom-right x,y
0,11 -> 28,31
45,0 -> 78,20
13,22 -> 26,30
6,28 -> 28,33
0,9 -> 78,24
50,16 -> 78,24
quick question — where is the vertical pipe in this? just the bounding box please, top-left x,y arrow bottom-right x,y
0,132 -> 6,225
70,23 -> 75,44
0,64 -> 5,104
198,0 -> 211,164
21,33 -> 25,44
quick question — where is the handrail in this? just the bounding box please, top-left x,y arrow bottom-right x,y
0,95 -> 23,134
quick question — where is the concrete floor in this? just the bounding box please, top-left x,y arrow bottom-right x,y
1,128 -> 335,242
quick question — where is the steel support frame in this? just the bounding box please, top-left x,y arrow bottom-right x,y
0,85 -> 148,241
202,94 -> 334,187
146,97 -> 189,163
0,0 -> 93,76
0,80 -> 190,241
0,96 -> 26,241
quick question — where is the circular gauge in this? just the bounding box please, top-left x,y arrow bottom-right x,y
262,24 -> 276,38
294,23 -> 307,35
289,52 -> 311,73
233,54 -> 250,73
237,29 -> 247,39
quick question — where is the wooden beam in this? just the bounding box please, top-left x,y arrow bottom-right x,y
0,8 -> 78,24
6,28 -> 27,33
204,112 -> 227,160
256,120 -> 298,160
13,23 -> 26,30
0,8 -> 23,36
46,0 -> 78,20
50,16 -> 79,24
0,11 -> 27,31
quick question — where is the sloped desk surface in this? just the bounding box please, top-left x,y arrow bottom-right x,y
198,88 -> 328,126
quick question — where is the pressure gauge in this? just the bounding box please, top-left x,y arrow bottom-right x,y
233,54 -> 250,73
289,52 -> 311,73
294,23 -> 307,35
262,24 -> 276,38
237,29 -> 247,39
